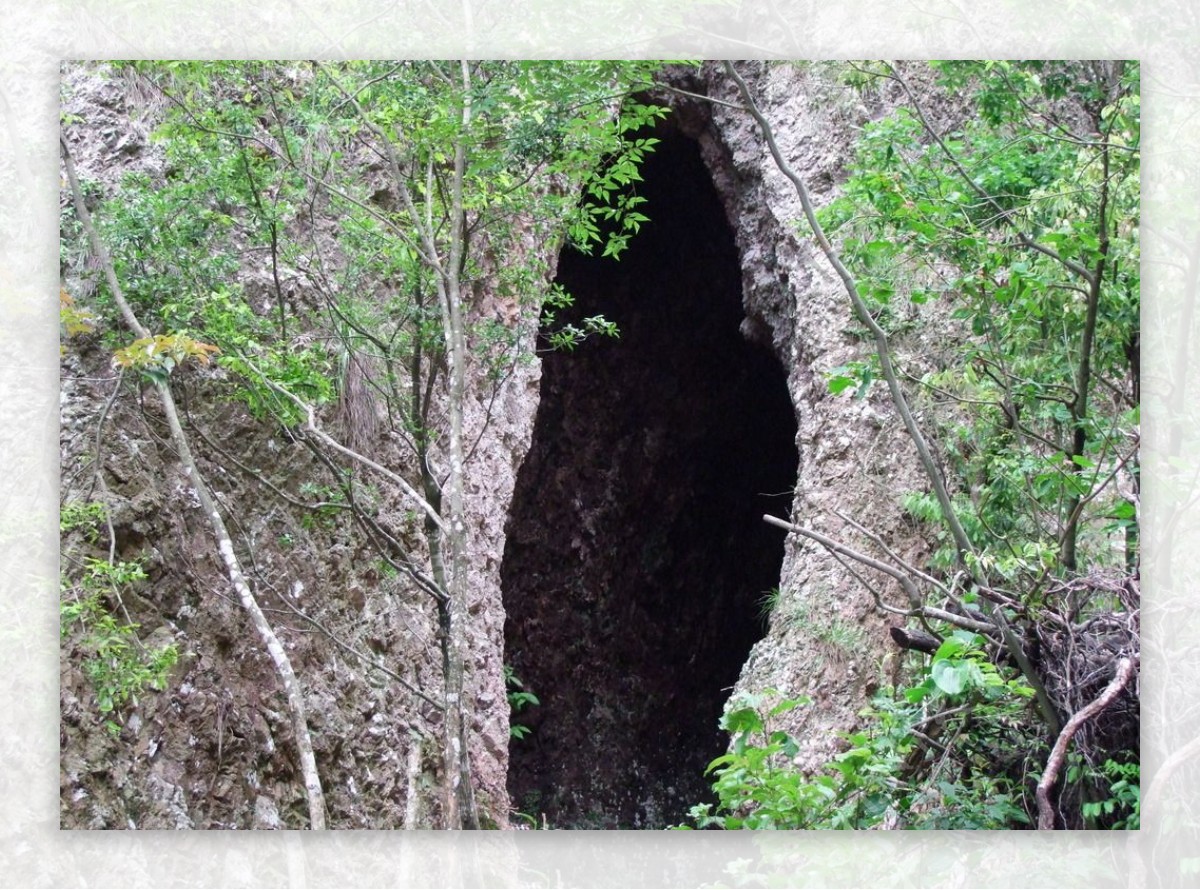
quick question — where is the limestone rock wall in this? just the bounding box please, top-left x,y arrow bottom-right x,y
680,61 -> 965,769
59,60 -> 965,829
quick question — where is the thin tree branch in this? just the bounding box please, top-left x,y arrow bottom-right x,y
726,61 -> 976,566
275,593 -> 444,710
764,513 -> 924,608
651,81 -> 747,111
238,356 -> 448,534
1036,657 -> 1136,829
834,509 -> 948,593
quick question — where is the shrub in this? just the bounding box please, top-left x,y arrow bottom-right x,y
679,634 -> 1041,830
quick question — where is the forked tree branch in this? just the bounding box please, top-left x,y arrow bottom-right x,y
763,515 -> 996,636
238,356 -> 448,534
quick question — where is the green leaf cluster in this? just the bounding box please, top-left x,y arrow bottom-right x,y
61,555 -> 179,731
60,500 -> 108,544
74,61 -> 669,436
504,665 -> 540,741
823,60 -> 1139,589
1079,757 -> 1139,829
681,636 -> 1039,830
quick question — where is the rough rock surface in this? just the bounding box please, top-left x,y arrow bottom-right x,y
681,60 -> 968,769
59,62 -> 536,829
60,61 -> 967,829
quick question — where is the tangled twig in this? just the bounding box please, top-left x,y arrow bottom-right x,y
1036,656 -> 1137,830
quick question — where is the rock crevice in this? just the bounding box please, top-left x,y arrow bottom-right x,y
502,126 -> 799,828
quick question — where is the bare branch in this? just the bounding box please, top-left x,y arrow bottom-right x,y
765,514 -> 999,636
834,509 -> 947,593
725,61 -> 975,566
651,81 -> 747,111
238,355 -> 448,534
1036,657 -> 1136,829
764,513 -> 923,607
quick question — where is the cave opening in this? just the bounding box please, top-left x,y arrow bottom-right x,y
501,127 -> 799,828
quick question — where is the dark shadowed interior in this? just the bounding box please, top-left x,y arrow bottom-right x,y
501,128 -> 799,828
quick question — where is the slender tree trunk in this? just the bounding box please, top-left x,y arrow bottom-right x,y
307,58 -> 481,828
1061,137 -> 1110,576
433,57 -> 479,830
62,135 -> 328,829
158,391 -> 328,829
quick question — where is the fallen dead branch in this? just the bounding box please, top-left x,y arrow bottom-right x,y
1036,656 -> 1137,830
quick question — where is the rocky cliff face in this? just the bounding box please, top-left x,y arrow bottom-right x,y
500,61 -> 962,827
59,62 -> 536,828
685,61 -> 943,770
59,61 -> 958,829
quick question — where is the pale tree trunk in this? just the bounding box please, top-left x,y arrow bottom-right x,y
296,59 -> 481,828
62,135 -> 328,830
432,57 -> 479,830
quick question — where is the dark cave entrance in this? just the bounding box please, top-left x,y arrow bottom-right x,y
501,128 -> 799,828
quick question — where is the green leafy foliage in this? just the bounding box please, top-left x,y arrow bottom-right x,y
61,557 -> 178,730
61,498 -> 178,733
756,587 -> 781,625
904,631 -> 1035,703
544,315 -> 621,352
296,481 -> 349,530
681,635 -> 1039,830
821,61 -> 1140,590
112,332 -> 220,383
90,166 -> 242,331
79,61 -> 668,439
60,289 -> 96,353
221,345 -> 336,425
538,283 -> 621,353
504,665 -> 540,740
826,359 -> 877,399
1075,756 -> 1140,829
60,500 -> 108,544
